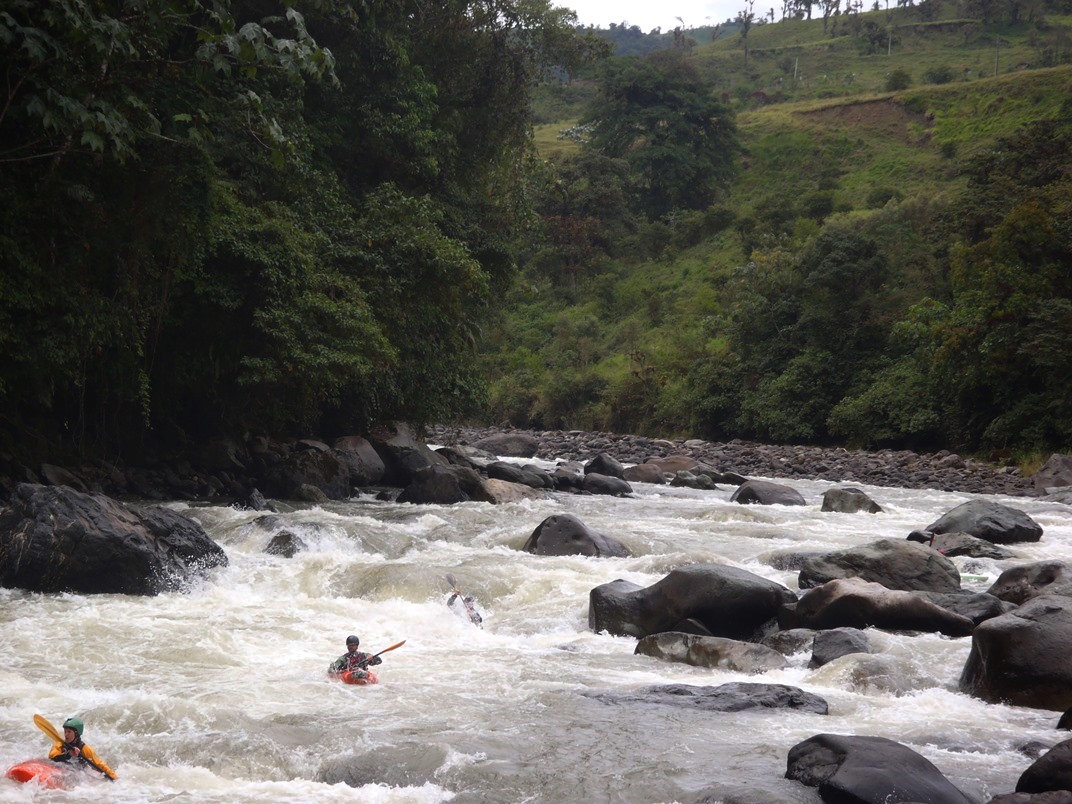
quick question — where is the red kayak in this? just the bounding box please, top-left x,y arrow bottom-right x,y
330,669 -> 379,685
6,759 -> 71,789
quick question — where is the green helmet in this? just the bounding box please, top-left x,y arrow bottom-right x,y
62,717 -> 84,736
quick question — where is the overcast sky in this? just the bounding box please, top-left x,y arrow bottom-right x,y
557,0 -> 776,31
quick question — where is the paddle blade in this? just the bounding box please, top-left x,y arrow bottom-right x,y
34,714 -> 64,744
445,573 -> 460,591
378,640 -> 406,655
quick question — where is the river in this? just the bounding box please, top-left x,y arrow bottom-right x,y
2,454 -> 1070,803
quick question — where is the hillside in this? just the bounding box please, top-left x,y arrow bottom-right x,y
491,12 -> 1072,461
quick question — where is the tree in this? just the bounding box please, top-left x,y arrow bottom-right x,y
582,52 -> 740,220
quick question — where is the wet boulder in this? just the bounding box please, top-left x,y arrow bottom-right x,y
635,632 -> 788,673
821,487 -> 882,514
907,530 -> 1014,560
925,499 -> 1043,544
798,538 -> 962,593
959,594 -> 1072,711
581,472 -> 633,497
670,471 -> 718,490
397,465 -> 470,505
780,577 -> 974,637
622,463 -> 668,484
914,590 -> 1016,626
523,513 -> 630,558
730,479 -> 806,506
589,564 -> 796,640
1034,454 -> 1072,496
584,452 -> 625,478
1016,737 -> 1072,796
366,421 -> 446,487
264,530 -> 306,558
262,447 -> 350,500
761,628 -> 816,656
589,682 -> 828,715
987,561 -> 1072,605
333,436 -> 386,486
475,478 -> 547,504
0,483 -> 227,595
786,733 -> 976,804
809,627 -> 871,668
470,431 -> 539,458
486,461 -> 551,490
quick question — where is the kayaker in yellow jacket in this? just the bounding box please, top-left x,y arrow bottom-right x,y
49,717 -> 117,780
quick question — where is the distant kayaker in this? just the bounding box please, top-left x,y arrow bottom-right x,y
448,590 -> 483,627
328,635 -> 382,681
49,717 -> 117,780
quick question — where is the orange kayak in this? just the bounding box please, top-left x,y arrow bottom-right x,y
6,759 -> 71,789
331,669 -> 379,685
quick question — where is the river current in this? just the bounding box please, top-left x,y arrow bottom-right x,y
2,453 -> 1071,803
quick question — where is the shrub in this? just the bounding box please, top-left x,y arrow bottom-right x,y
886,69 -> 912,90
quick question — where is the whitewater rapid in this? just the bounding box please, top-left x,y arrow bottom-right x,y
2,462 -> 1070,803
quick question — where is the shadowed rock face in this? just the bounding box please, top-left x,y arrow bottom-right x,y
0,483 -> 227,595
959,595 -> 1072,712
786,733 -> 975,804
986,561 -> 1072,605
635,631 -> 787,673
1016,737 -> 1072,795
730,479 -> 806,506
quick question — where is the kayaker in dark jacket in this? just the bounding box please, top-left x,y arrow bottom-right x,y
328,635 -> 381,680
49,717 -> 117,780
448,591 -> 483,627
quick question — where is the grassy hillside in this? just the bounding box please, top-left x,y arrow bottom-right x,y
489,13 -> 1072,456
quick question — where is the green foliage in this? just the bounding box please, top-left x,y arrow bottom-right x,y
583,51 -> 741,219
0,0 -> 604,459
886,68 -> 914,89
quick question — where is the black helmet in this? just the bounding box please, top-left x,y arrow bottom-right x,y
346,635 -> 360,646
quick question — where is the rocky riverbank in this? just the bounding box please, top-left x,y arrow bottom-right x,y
430,425 -> 1045,497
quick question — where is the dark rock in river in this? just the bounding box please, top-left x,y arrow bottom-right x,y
589,682 -> 829,715
798,538 -> 962,593
0,482 -> 227,595
987,561 -> 1072,605
635,631 -> 788,673
523,513 -> 630,558
1016,737 -> 1072,796
925,499 -> 1044,544
785,733 -> 976,803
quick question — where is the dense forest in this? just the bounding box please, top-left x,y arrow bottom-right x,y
1,0 -> 1070,469
0,0 -> 603,463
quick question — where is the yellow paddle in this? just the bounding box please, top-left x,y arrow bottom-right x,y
33,714 -> 64,745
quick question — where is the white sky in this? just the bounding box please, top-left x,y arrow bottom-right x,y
558,0 -> 776,32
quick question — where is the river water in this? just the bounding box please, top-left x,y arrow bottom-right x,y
2,455 -> 1071,803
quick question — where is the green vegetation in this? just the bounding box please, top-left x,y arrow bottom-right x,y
0,0 -> 604,462
487,5 -> 1072,455
2,0 -> 1070,464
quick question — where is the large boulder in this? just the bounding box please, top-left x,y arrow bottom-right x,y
730,479 -> 806,506
397,465 -> 470,505
0,483 -> 227,595
581,473 -> 633,496
333,436 -> 386,486
470,432 -> 539,458
622,463 -> 668,484
959,594 -> 1072,711
925,499 -> 1043,544
786,733 -> 976,804
1016,737 -> 1072,795
987,562 -> 1072,605
365,422 -> 446,487
261,447 -> 350,500
1034,454 -> 1072,496
907,530 -> 1014,560
635,632 -> 788,673
584,452 -> 625,478
523,513 -> 630,558
780,577 -> 974,636
798,538 -> 962,593
589,564 -> 796,640
913,590 -> 1016,625
809,627 -> 871,668
821,487 -> 882,514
